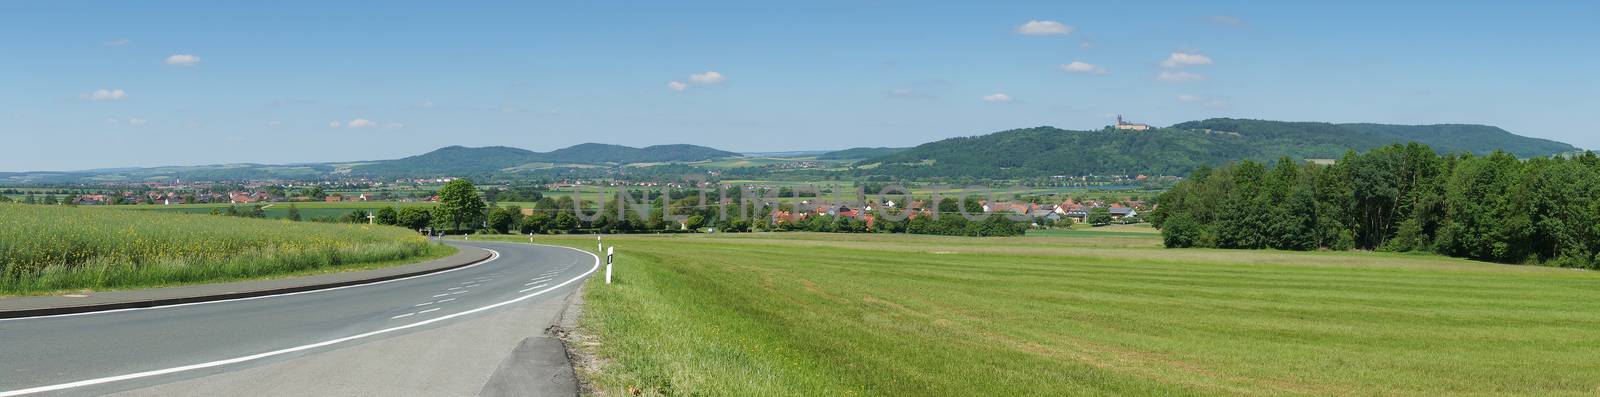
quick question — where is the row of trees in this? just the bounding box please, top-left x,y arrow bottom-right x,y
1152,143 -> 1600,268
414,179 -> 1031,237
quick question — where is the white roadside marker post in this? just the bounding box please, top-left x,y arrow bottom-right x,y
605,246 -> 614,284
597,234 -> 603,254
529,232 -> 534,243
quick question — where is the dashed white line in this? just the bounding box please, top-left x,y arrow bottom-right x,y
414,302 -> 434,307
518,284 -> 547,293
450,291 -> 467,295
464,284 -> 480,288
418,308 -> 440,314
447,287 -> 461,291
431,293 -> 449,298
437,298 -> 456,303
390,313 -> 415,319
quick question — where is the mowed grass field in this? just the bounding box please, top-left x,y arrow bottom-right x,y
0,203 -> 452,295
494,232 -> 1600,396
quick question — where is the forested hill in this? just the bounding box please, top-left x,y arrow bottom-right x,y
857,119 -> 1578,178
817,147 -> 909,160
1172,119 -> 1576,158
351,143 -> 739,178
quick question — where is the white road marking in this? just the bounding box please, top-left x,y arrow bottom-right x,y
413,302 -> 433,307
0,248 -> 501,323
450,291 -> 467,295
418,308 -> 440,314
437,298 -> 456,303
464,284 -> 480,288
518,284 -> 547,293
389,313 -> 414,319
431,294 -> 449,298
447,287 -> 461,291
0,245 -> 598,397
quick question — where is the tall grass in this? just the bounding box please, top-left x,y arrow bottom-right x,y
0,203 -> 446,295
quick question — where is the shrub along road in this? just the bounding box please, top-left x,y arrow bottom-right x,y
0,240 -> 597,396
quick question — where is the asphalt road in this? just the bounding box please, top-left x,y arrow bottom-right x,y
0,240 -> 597,396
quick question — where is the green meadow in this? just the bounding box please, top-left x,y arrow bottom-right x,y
0,203 -> 452,295
483,232 -> 1600,396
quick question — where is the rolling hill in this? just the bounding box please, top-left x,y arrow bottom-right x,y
817,147 -> 909,160
350,143 -> 740,178
857,119 -> 1579,178
1,119 -> 1579,183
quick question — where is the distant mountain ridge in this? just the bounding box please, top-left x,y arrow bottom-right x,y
856,119 -> 1579,178
351,143 -> 740,178
0,118 -> 1579,183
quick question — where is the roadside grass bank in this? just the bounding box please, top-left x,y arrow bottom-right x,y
0,203 -> 453,296
484,232 -> 1600,396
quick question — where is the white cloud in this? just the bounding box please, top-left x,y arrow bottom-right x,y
128,118 -> 147,125
1059,61 -> 1107,74
267,121 -> 283,127
103,39 -> 130,46
82,89 -> 127,101
164,54 -> 201,66
688,71 -> 726,84
1015,20 -> 1073,36
981,93 -> 1013,103
667,81 -> 688,91
329,121 -> 343,128
1161,52 -> 1213,68
1158,71 -> 1206,82
346,118 -> 376,128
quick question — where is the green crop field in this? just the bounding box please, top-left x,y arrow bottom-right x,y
113,201 -> 438,220
480,232 -> 1600,396
0,203 -> 452,295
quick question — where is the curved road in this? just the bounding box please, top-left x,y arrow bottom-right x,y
0,241 -> 597,396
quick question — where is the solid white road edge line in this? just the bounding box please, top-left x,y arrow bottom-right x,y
0,244 -> 599,397
0,247 -> 502,323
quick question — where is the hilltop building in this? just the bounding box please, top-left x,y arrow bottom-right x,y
1114,115 -> 1153,131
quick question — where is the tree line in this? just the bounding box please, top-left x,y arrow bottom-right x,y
1151,143 -> 1600,268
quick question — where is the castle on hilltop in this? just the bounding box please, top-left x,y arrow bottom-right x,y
1114,115 -> 1152,131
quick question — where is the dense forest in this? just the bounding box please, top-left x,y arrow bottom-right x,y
1151,143 -> 1600,268
857,119 -> 1578,179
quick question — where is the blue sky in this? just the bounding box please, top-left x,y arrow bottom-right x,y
2,1 -> 1597,171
